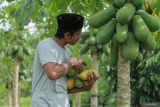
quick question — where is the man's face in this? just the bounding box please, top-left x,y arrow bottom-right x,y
65,29 -> 82,45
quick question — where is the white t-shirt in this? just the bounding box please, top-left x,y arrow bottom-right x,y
31,38 -> 71,107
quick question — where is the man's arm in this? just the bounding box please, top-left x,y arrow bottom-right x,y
43,62 -> 71,80
43,56 -> 85,80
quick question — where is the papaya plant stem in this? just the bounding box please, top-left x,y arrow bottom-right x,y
90,51 -> 99,107
117,46 -> 131,107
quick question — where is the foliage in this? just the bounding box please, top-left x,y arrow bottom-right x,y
131,49 -> 160,106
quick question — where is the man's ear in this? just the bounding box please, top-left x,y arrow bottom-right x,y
64,32 -> 71,38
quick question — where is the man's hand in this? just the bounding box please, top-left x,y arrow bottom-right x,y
83,71 -> 99,90
65,56 -> 86,72
68,71 -> 99,94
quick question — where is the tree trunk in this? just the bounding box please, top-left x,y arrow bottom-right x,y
117,47 -> 131,107
12,58 -> 20,107
75,93 -> 81,107
8,89 -> 12,107
90,52 -> 99,107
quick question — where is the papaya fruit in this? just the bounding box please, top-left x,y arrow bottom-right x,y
122,32 -> 139,60
136,52 -> 143,61
131,15 -> 150,41
80,40 -> 89,55
88,36 -> 96,45
66,78 -> 75,89
97,44 -> 103,50
79,69 -> 99,80
140,35 -> 156,51
116,3 -> 136,24
74,77 -> 84,88
88,69 -> 99,78
96,20 -> 117,45
79,70 -> 89,80
66,68 -> 76,77
6,46 -> 13,56
89,5 -> 117,28
80,32 -> 90,39
102,44 -> 110,55
130,0 -> 145,9
138,5 -> 145,10
114,0 -> 126,8
115,23 -> 128,43
93,30 -> 98,36
137,10 -> 160,32
108,40 -> 118,67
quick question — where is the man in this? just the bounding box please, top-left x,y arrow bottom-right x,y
31,13 -> 97,107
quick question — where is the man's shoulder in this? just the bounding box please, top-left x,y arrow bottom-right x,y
37,38 -> 53,48
39,38 -> 52,45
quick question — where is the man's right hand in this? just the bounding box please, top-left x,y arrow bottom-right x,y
65,56 -> 86,72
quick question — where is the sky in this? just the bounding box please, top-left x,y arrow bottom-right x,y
0,1 -> 10,30
0,1 -> 9,7
0,1 -> 37,34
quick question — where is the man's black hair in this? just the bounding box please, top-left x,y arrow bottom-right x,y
55,13 -> 84,39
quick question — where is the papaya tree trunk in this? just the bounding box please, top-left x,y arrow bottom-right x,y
75,93 -> 81,107
8,89 -> 12,107
12,58 -> 20,107
90,52 -> 99,107
117,47 -> 131,107
72,98 -> 76,107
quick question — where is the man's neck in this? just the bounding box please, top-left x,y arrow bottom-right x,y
52,37 -> 67,48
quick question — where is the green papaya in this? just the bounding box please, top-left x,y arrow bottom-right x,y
131,15 -> 150,41
66,68 -> 76,77
80,40 -> 89,55
115,23 -> 128,43
136,52 -> 143,61
140,35 -> 156,51
137,10 -> 160,32
80,32 -> 90,39
96,20 -> 117,45
102,44 -> 110,55
130,0 -> 145,9
74,77 -> 83,88
138,5 -> 145,10
108,40 -> 118,67
116,3 -> 136,24
114,0 -> 126,8
12,45 -> 18,57
92,29 -> 98,36
97,44 -> 103,50
122,32 -> 139,60
89,6 -> 117,28
6,46 -> 13,56
88,36 -> 96,45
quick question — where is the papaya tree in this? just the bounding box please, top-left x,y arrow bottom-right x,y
88,0 -> 159,106
1,1 -> 31,106
0,30 -> 13,106
79,27 -> 112,107
4,29 -> 30,106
